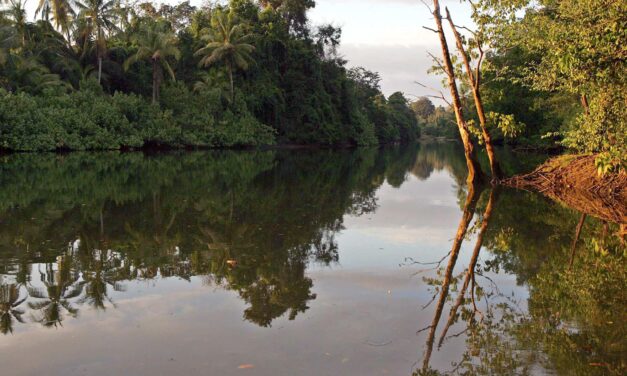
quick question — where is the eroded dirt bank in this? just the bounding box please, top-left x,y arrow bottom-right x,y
504,155 -> 626,226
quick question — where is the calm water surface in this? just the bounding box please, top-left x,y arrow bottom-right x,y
0,143 -> 624,375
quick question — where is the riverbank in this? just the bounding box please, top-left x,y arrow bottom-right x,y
504,154 -> 627,225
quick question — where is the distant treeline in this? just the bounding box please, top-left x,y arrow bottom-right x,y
0,0 -> 419,151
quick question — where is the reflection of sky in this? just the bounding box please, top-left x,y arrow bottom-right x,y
333,171 -> 461,270
1,159 -> 529,376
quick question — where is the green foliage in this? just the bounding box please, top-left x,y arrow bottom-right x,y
0,83 -> 275,151
475,0 -> 626,165
562,87 -> 627,171
0,145 -> 419,327
349,68 -> 419,144
0,0 -> 416,150
411,97 -> 435,120
486,111 -> 524,139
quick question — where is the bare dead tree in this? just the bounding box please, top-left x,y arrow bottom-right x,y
425,0 -> 484,184
445,7 -> 503,181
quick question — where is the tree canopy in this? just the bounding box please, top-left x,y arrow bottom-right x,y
0,0 -> 419,151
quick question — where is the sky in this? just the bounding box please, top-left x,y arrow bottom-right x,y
309,0 -> 474,100
22,0 -> 474,101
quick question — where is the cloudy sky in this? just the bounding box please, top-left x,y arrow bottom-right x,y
310,0 -> 474,99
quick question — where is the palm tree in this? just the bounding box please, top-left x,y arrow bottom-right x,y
7,56 -> 67,93
194,10 -> 255,102
0,284 -> 27,334
6,0 -> 28,47
35,0 -> 73,33
76,0 -> 117,83
124,21 -> 180,104
0,25 -> 16,68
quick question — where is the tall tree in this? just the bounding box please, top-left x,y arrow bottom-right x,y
6,0 -> 28,47
428,0 -> 483,183
410,97 -> 435,120
76,0 -> 118,84
476,0 -> 627,170
194,9 -> 255,102
35,0 -> 73,33
124,21 -> 181,104
445,7 -> 502,180
259,0 -> 315,35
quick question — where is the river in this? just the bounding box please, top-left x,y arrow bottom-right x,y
0,142 -> 624,375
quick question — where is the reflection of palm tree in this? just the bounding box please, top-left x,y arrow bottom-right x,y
28,263 -> 83,328
80,271 -> 116,309
0,284 -> 27,334
79,249 -> 125,309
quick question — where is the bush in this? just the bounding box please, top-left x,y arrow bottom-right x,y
0,85 -> 276,151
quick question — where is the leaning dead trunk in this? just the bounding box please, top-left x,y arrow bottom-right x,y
445,8 -> 502,181
432,0 -> 483,184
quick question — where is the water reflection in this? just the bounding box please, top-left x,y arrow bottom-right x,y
0,143 -> 624,375
0,146 -> 425,330
415,183 -> 625,375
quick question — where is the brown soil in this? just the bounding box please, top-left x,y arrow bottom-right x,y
504,154 -> 627,225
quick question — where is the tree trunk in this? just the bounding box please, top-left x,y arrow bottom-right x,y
98,57 -> 102,84
228,63 -> 234,103
445,8 -> 502,181
432,0 -> 483,184
580,94 -> 590,115
152,59 -> 161,104
474,89 -> 503,181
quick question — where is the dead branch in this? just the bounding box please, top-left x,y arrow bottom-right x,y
414,81 -> 452,106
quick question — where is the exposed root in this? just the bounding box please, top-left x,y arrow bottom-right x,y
503,154 -> 626,225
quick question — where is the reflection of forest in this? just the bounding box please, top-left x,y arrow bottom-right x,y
417,181 -> 626,376
0,145 -> 624,376
0,145 -> 423,330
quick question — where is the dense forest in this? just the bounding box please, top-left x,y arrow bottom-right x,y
0,0 -> 623,174
0,0 -> 419,151
415,0 -> 625,175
